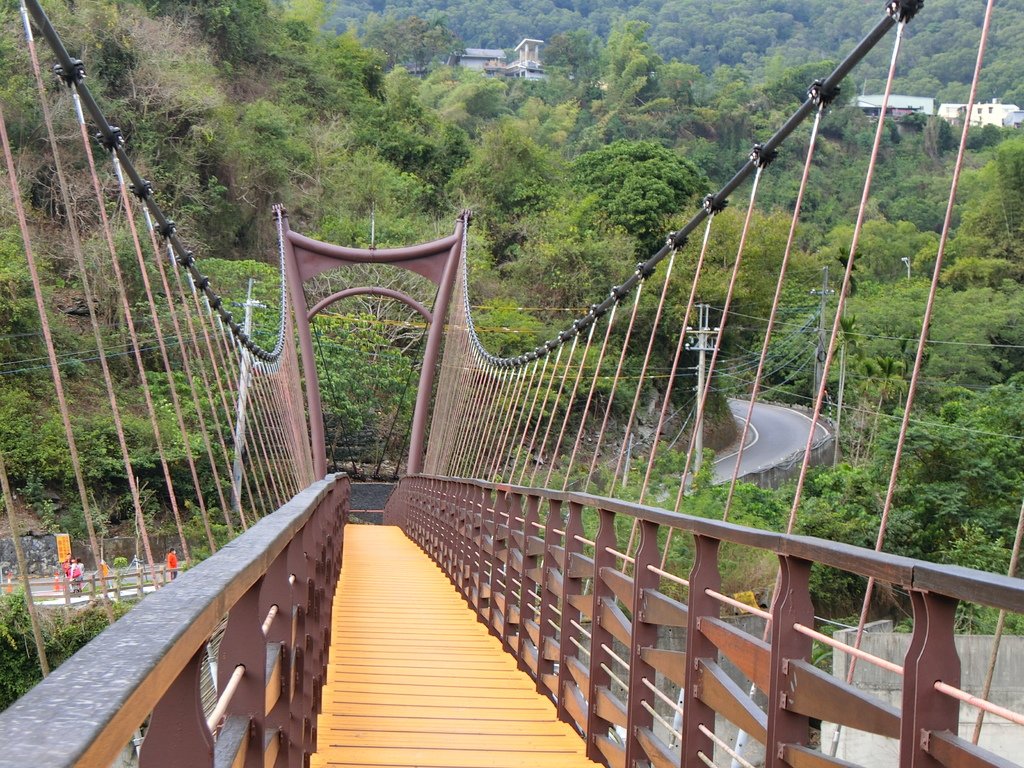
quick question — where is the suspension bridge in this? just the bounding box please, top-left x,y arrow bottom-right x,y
0,1 -> 1022,767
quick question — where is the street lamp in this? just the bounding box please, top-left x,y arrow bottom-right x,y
901,256 -> 911,280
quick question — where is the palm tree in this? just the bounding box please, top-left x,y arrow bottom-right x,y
833,314 -> 860,465
863,355 -> 907,461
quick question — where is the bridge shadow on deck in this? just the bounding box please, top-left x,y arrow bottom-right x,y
313,526 -> 598,768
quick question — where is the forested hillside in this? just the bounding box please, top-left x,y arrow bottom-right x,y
1,0 -> 1023,630
329,0 -> 1024,104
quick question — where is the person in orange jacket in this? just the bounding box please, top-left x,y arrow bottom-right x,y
166,548 -> 178,581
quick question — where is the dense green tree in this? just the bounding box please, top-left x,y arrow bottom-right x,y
570,140 -> 707,254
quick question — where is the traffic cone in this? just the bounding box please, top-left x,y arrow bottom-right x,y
54,571 -> 60,592
4,575 -> 11,594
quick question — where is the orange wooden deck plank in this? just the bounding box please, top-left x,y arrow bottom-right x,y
310,525 -> 599,768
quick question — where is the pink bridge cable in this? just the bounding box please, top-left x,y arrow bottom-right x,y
530,333 -> 579,486
584,280 -> 646,492
15,17 -> 159,597
831,4 -> 1001,755
789,20 -> 907,532
510,350 -> 555,480
491,362 -> 529,479
545,320 -> 598,488
639,214 -> 717,506
722,106 -> 826,520
675,166 -> 765,515
562,303 -> 620,490
517,343 -> 565,486
610,249 -> 677,496
114,158 -> 238,536
474,366 -> 511,478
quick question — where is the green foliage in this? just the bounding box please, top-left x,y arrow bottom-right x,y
571,140 -> 708,254
0,595 -> 132,712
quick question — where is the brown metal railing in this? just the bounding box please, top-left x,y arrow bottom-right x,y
386,475 -> 1024,768
0,474 -> 348,768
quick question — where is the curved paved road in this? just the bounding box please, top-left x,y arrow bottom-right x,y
712,399 -> 831,484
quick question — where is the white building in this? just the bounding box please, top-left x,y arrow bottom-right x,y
939,99 -> 1021,127
449,39 -> 545,80
505,38 -> 545,80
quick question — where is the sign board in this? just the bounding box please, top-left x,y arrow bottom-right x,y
55,533 -> 71,563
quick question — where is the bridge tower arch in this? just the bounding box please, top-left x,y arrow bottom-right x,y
280,208 -> 469,478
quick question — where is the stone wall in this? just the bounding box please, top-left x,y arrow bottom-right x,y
0,534 -> 203,575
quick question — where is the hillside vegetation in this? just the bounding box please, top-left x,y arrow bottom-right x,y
0,0 -> 1022,626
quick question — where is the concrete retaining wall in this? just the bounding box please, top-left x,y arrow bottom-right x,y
824,622 -> 1024,764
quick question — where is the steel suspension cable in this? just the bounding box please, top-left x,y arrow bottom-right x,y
474,366 -> 512,479
490,361 -> 530,479
516,342 -> 565,486
544,314 -> 599,488
610,250 -> 677,496
830,3 -> 998,754
530,334 -> 579,486
788,19 -> 909,531
638,214 -> 717,506
720,107 -> 825,768
562,303 -> 620,490
0,449 -> 49,676
0,103 -> 121,615
584,281 -> 646,492
112,158 -> 237,535
14,13 -> 164,593
675,165 -> 766,512
509,353 -> 553,480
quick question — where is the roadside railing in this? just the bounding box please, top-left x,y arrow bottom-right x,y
387,475 -> 1024,768
0,473 -> 349,768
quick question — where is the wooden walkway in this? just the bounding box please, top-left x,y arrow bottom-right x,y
311,525 -> 599,768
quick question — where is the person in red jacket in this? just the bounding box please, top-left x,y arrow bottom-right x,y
166,548 -> 178,581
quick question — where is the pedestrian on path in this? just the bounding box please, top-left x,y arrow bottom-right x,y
166,548 -> 178,581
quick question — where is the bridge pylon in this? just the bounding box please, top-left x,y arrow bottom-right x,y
280,209 -> 469,478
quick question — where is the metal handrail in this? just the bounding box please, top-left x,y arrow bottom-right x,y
0,474 -> 345,768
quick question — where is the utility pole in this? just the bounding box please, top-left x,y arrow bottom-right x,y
810,266 -> 834,400
231,279 -> 264,522
686,303 -> 717,477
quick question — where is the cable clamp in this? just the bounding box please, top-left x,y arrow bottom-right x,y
53,59 -> 85,85
95,126 -> 124,152
158,220 -> 176,239
888,0 -> 923,23
177,250 -> 195,268
808,79 -> 840,108
750,142 -> 778,169
195,276 -> 210,291
703,194 -> 728,214
130,180 -> 154,200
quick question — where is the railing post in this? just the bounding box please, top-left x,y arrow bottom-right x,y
901,590 -> 960,768
501,491 -> 525,656
766,555 -> 814,767
625,518 -> 660,767
681,534 -> 720,768
537,498 -> 563,700
262,540 -> 294,765
517,493 -> 542,676
557,500 -> 587,734
218,578 -> 268,767
484,488 -> 503,632
286,533 -> 310,766
138,648 -> 212,767
585,506 -> 619,764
